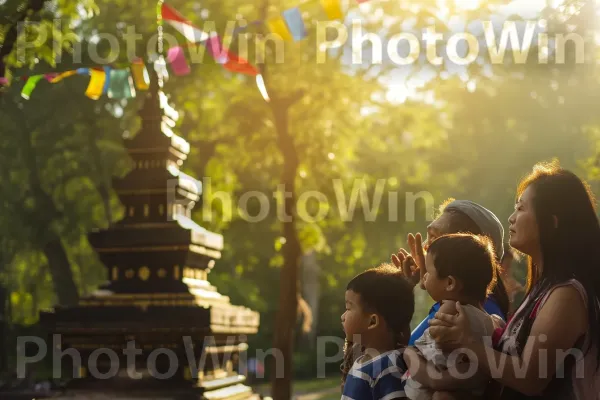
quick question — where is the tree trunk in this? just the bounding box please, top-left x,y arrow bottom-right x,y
19,111 -> 79,307
84,122 -> 113,226
97,183 -> 113,226
271,103 -> 302,400
0,285 -> 6,373
42,236 -> 79,306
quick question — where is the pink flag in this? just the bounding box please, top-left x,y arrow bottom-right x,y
0,77 -> 8,85
167,46 -> 191,76
205,35 -> 228,64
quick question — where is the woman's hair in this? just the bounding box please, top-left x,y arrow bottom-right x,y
340,264 -> 415,386
513,160 -> 600,365
439,203 -> 511,317
427,234 -> 499,304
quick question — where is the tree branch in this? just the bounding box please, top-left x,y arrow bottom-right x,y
0,0 -> 48,80
282,89 -> 305,109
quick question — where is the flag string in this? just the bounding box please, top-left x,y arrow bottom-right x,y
2,0 -> 362,103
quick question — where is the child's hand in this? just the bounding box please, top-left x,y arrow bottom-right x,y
392,251 -> 419,288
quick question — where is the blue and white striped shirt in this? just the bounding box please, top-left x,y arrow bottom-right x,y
341,349 -> 407,400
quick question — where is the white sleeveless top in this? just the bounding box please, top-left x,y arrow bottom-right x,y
497,279 -> 600,399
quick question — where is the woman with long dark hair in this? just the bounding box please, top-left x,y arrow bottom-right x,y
428,161 -> 600,398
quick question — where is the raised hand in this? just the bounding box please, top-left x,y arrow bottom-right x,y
391,248 -> 408,270
408,233 -> 426,290
392,244 -> 423,288
407,233 -> 426,290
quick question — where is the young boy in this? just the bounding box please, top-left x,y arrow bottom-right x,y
341,264 -> 415,399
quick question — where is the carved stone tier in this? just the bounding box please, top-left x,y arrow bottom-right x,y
88,216 -> 224,294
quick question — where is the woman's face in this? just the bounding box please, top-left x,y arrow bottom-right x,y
508,186 -> 540,256
424,212 -> 453,250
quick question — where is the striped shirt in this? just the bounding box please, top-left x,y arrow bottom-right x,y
341,349 -> 407,400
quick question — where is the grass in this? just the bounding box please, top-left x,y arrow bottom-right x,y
319,393 -> 342,400
293,377 -> 340,393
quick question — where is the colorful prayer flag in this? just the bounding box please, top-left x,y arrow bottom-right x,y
102,66 -> 111,94
44,73 -> 58,82
321,0 -> 343,20
0,77 -> 8,86
256,74 -> 270,102
130,60 -> 150,90
267,16 -> 293,41
167,46 -> 191,76
49,70 -> 76,83
21,75 -> 44,99
85,69 -> 106,100
161,3 -> 209,43
206,35 -> 228,64
108,69 -> 135,99
223,51 -> 258,76
283,8 -> 306,41
154,55 -> 170,81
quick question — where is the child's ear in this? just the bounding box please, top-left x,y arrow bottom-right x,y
446,275 -> 460,292
367,314 -> 379,330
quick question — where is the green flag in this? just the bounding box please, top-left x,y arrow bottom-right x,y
108,69 -> 136,99
21,75 -> 44,100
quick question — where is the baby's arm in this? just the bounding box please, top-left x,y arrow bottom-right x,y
404,347 -> 485,391
438,300 -> 458,316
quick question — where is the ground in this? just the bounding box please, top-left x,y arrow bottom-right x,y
252,377 -> 340,400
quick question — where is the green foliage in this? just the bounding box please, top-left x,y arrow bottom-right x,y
1,0 -> 99,77
0,47 -> 128,312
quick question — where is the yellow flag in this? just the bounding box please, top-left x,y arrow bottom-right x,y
50,70 -> 77,83
131,61 -> 150,90
321,0 -> 343,20
85,69 -> 106,100
266,16 -> 293,41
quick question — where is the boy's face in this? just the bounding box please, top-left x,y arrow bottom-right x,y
341,290 -> 372,341
423,252 -> 451,302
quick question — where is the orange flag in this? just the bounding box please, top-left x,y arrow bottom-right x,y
223,51 -> 259,76
130,60 -> 150,90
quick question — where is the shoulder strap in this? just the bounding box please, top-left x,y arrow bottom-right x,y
529,295 -> 544,320
532,279 -> 588,320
